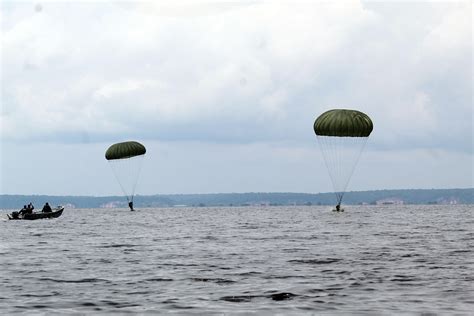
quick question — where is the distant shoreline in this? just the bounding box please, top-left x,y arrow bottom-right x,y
1,188 -> 472,209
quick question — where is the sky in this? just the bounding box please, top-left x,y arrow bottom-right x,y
1,0 -> 472,196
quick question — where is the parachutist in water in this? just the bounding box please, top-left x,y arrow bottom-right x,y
314,109 -> 372,214
105,141 -> 146,213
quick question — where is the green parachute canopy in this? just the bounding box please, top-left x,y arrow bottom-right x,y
105,141 -> 146,207
313,108 -> 373,207
314,109 -> 373,137
105,141 -> 146,160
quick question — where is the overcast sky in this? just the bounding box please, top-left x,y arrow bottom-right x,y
1,0 -> 472,196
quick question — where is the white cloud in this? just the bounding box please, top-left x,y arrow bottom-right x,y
1,1 -> 471,195
1,0 -> 471,153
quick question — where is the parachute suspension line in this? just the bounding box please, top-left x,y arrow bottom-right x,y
318,136 -> 340,203
105,141 -> 146,207
334,136 -> 343,206
110,161 -> 131,203
336,138 -> 353,204
342,136 -> 368,196
337,136 -> 368,204
108,155 -> 144,205
317,136 -> 368,205
129,155 -> 145,203
325,135 -> 341,203
318,136 -> 330,187
314,109 -> 373,208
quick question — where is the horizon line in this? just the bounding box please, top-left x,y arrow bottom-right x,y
1,187 -> 472,198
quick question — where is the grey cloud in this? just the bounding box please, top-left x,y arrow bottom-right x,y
1,1 -> 471,154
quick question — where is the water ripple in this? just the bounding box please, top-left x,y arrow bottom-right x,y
1,205 -> 472,314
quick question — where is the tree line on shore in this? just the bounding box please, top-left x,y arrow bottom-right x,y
0,188 -> 472,209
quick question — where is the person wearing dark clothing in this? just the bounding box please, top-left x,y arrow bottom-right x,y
42,202 -> 52,213
27,203 -> 34,214
19,205 -> 28,216
335,204 -> 340,212
128,201 -> 134,211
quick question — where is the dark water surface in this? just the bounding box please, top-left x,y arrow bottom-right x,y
1,205 -> 473,314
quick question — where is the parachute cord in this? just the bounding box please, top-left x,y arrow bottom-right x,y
318,136 -> 368,207
108,155 -> 144,207
337,192 -> 344,205
318,136 -> 339,200
128,156 -> 144,205
339,137 -> 368,200
110,165 -> 131,203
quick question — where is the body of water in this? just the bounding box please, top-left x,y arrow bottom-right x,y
1,205 -> 473,314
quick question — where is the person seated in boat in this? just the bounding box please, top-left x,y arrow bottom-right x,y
27,202 -> 34,214
42,202 -> 52,213
128,201 -> 134,211
19,205 -> 28,216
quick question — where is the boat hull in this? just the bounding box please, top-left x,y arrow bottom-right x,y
8,207 -> 64,220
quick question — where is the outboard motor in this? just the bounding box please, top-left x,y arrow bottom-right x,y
11,211 -> 19,219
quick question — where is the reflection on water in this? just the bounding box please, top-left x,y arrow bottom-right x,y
1,205 -> 473,314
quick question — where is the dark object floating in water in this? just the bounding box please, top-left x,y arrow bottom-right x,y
269,292 -> 297,301
8,207 -> 64,220
289,258 -> 342,264
191,277 -> 235,284
220,295 -> 257,302
220,292 -> 297,302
